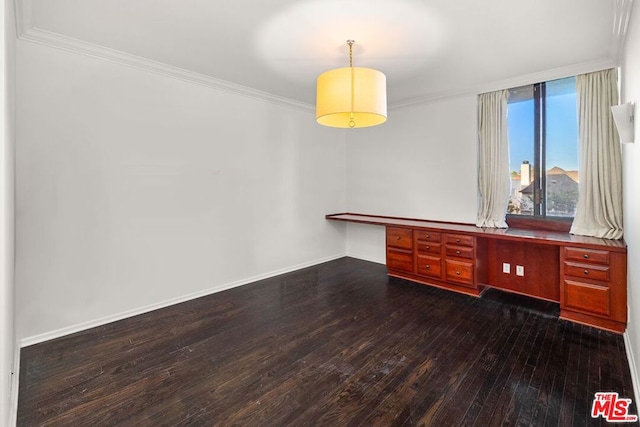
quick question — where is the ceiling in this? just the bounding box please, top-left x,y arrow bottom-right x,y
17,0 -> 633,108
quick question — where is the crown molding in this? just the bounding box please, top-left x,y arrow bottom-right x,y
13,0 -> 31,38
14,0 -> 630,113
612,0 -> 634,63
14,4 -> 314,112
19,27 -> 314,112
390,1 -> 631,109
389,57 -> 619,109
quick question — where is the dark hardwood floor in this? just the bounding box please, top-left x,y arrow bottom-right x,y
18,257 -> 637,426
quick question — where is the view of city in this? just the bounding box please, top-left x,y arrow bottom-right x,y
507,77 -> 579,217
508,162 -> 579,216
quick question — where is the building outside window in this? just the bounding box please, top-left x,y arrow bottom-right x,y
507,77 -> 579,219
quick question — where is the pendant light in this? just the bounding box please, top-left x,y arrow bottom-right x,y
316,40 -> 387,128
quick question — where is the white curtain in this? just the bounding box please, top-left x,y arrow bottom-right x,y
570,69 -> 623,239
476,90 -> 510,228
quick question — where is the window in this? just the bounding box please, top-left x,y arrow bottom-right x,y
507,77 -> 579,219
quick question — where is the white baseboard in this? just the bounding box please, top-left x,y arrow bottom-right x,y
624,330 -> 640,403
8,345 -> 19,427
20,254 -> 346,348
347,254 -> 386,265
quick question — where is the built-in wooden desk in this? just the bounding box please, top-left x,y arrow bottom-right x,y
326,213 -> 628,333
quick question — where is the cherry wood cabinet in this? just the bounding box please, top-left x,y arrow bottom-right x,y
385,227 -> 414,273
443,233 -> 481,289
415,230 -> 442,279
560,246 -> 627,332
327,213 -> 628,333
385,227 -> 488,297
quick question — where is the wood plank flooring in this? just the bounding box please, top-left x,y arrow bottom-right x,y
17,257 -> 637,426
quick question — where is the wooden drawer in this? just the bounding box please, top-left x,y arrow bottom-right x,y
445,245 -> 474,260
445,234 -> 474,247
387,248 -> 413,273
387,227 -> 413,250
564,280 -> 610,317
416,254 -> 441,278
564,262 -> 610,282
565,247 -> 609,265
414,230 -> 441,242
416,242 -> 441,255
446,259 -> 474,287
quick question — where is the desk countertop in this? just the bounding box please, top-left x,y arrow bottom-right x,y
326,213 -> 627,252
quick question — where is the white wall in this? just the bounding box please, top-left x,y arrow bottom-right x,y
15,41 -> 347,343
621,1 -> 640,399
0,0 -> 16,423
345,95 -> 478,263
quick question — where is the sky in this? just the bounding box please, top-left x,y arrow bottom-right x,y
507,78 -> 578,173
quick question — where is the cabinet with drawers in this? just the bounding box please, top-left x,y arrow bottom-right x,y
386,227 -> 414,274
560,246 -> 627,332
414,230 -> 442,280
392,228 -> 488,297
444,233 -> 476,288
326,213 -> 627,333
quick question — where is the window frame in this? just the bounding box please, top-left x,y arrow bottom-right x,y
505,79 -> 577,232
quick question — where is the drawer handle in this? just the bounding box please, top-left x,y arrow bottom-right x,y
456,250 -> 461,255
425,265 -> 430,269
456,271 -> 460,275
584,270 -> 589,275
425,234 -> 430,238
456,239 -> 461,243
396,236 -> 401,241
426,245 -> 430,249
583,254 -> 589,259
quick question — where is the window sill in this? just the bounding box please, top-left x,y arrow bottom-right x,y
506,215 -> 573,233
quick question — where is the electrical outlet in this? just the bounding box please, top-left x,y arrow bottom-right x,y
502,263 -> 510,274
516,265 -> 524,276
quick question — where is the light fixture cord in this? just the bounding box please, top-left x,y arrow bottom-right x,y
347,40 -> 355,128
